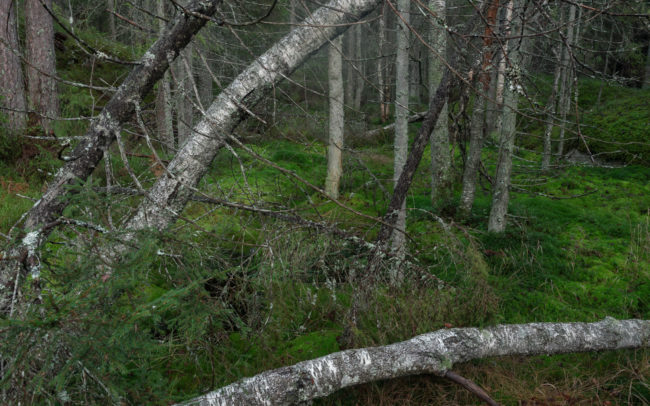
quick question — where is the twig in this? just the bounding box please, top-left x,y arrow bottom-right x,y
444,370 -> 500,406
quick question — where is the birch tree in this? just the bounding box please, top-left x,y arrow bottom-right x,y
391,0 -> 411,257
458,0 -> 500,219
0,0 -> 26,134
428,0 -> 452,203
556,3 -> 577,158
325,37 -> 345,199
25,0 -> 59,133
487,0 -> 531,233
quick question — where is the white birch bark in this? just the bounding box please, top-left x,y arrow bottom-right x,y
119,0 -> 384,238
0,0 -> 26,133
178,318 -> 650,406
25,0 -> 59,133
391,0 -> 411,258
428,0 -> 451,203
325,37 -> 345,199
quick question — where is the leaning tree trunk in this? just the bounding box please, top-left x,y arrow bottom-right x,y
428,0 -> 452,203
391,0 -> 411,259
116,0 -> 385,243
487,0 -> 533,233
325,37 -> 345,199
0,0 -> 26,134
556,3 -> 576,158
177,318 -> 650,406
0,0 -> 225,316
458,0 -> 500,219
25,0 -> 59,133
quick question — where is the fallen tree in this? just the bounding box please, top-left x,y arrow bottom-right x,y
177,318 -> 650,405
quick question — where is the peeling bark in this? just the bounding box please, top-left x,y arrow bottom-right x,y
0,0 -> 224,315
178,318 -> 650,405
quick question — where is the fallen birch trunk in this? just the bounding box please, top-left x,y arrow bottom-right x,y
177,318 -> 650,405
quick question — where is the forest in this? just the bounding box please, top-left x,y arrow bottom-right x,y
0,0 -> 649,404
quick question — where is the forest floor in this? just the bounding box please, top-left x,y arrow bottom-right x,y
1,58 -> 649,403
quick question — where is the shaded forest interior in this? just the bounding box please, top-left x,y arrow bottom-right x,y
0,0 -> 649,404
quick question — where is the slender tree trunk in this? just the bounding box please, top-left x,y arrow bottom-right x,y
107,0 -> 117,40
25,0 -> 59,133
345,28 -> 356,107
353,24 -> 364,111
392,0 -> 411,259
378,6 -> 390,122
175,44 -> 194,146
429,0 -> 451,203
180,318 -> 650,406
458,0 -> 500,219
289,0 -> 298,26
325,37 -> 345,199
596,29 -> 614,106
0,0 -> 26,134
556,3 -> 576,158
488,0 -> 529,233
156,0 -> 174,151
541,46 -> 562,171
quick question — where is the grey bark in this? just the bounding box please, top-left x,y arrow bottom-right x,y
0,0 -> 26,133
487,0 -> 527,233
345,28 -> 356,108
25,0 -> 59,133
325,37 -> 345,199
428,0 -> 451,203
391,0 -> 410,257
178,318 -> 650,406
541,46 -> 562,171
556,3 -> 576,158
175,44 -> 194,146
107,0 -> 117,40
378,5 -> 390,122
118,0 -> 384,240
458,0 -> 500,219
0,0 -> 225,316
156,0 -> 174,151
353,24 -> 363,111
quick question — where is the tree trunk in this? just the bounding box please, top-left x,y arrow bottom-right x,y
541,45 -> 562,171
428,0 -> 451,203
175,44 -> 194,146
156,0 -> 174,151
353,24 -> 364,111
556,3 -> 576,158
25,0 -> 59,133
0,0 -> 225,316
391,0 -> 411,259
378,5 -> 390,123
0,0 -> 26,134
487,0 -> 523,233
458,0 -> 500,219
116,0 -> 385,242
345,28 -> 356,107
107,0 -> 117,40
325,37 -> 345,199
178,318 -> 650,406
